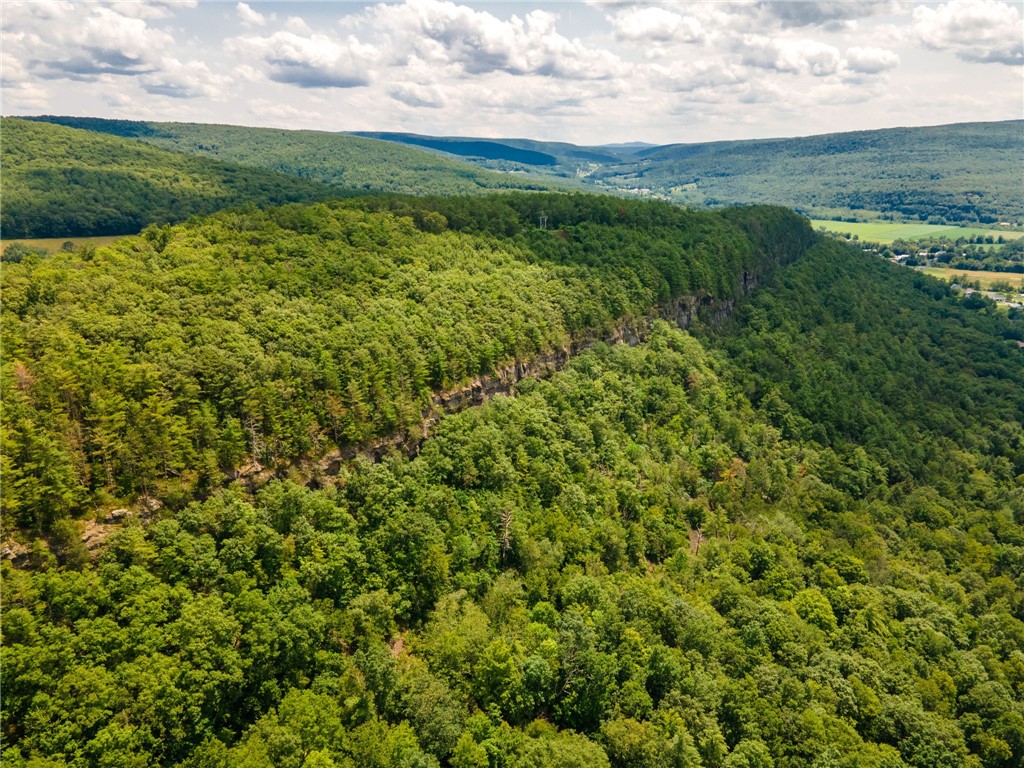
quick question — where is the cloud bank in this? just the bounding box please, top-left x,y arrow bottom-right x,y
1,0 -> 1020,143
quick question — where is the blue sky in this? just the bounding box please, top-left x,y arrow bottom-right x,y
2,1 -> 1021,144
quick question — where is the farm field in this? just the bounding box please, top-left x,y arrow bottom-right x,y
810,219 -> 1024,244
918,266 -> 1024,290
0,234 -> 129,255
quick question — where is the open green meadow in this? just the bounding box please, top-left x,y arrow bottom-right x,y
0,234 -> 129,255
811,219 -> 1024,245
918,266 -> 1024,290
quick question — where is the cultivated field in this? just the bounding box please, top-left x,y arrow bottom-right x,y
918,267 -> 1024,290
0,234 -> 130,255
811,220 -> 1024,245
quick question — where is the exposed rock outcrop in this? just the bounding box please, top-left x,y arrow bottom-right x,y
305,282 -> 756,477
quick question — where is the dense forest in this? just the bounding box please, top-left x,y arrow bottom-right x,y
2,193 -> 1023,768
0,119 -> 339,239
1,193 -> 806,531
21,117 -> 550,202
352,135 -> 561,167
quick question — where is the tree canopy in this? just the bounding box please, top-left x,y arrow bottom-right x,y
2,193 -> 1022,768
0,119 -> 340,238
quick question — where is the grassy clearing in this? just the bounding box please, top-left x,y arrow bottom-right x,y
0,235 -> 130,255
810,220 -> 1024,245
918,267 -> 1024,290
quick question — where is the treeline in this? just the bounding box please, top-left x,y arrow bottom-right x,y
4,317 -> 1022,767
0,119 -> 340,238
0,194 -> 811,532
892,238 -> 1024,274
830,189 -> 1005,226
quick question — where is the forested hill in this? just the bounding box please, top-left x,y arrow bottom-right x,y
1,193 -> 811,532
20,116 -> 552,201
351,131 -> 622,166
3,191 -> 1023,767
340,121 -> 1024,225
21,116 -> 1020,226
0,118 -> 341,239
591,120 -> 1024,225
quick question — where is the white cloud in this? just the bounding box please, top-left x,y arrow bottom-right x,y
368,0 -> 627,80
1,0 -> 1020,146
35,6 -> 174,78
236,2 -> 273,28
0,47 -> 30,87
741,36 -> 843,76
234,64 -> 264,84
284,16 -> 313,35
389,81 -> 447,108
454,76 -> 600,115
1,77 -> 49,110
140,58 -> 230,99
247,99 -> 326,125
648,60 -> 742,93
845,46 -> 900,74
228,31 -> 377,88
913,0 -> 1023,65
597,1 -> 897,36
1,2 -> 190,88
757,1 -> 897,29
113,1 -> 198,21
611,7 -> 705,44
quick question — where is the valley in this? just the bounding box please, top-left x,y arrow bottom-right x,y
22,117 -> 1024,235
809,220 -> 1024,246
917,267 -> 1024,291
5,0 -> 1024,761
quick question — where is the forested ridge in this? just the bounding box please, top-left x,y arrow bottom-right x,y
0,119 -> 339,239
20,116 -> 1022,228
592,121 -> 1024,225
19,117 -> 551,204
2,194 -> 1023,768
1,193 -> 809,532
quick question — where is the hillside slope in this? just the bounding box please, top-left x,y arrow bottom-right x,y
22,116 -> 553,198
339,121 -> 1024,225
351,131 -> 622,167
26,116 -> 1020,225
0,193 -> 810,529
2,205 -> 1022,768
0,118 -> 339,238
593,121 -> 1024,225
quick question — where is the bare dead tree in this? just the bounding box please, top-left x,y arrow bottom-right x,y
498,506 -> 514,564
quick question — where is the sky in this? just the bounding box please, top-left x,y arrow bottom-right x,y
1,0 -> 1022,145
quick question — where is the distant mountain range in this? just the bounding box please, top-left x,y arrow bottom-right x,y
3,117 -> 553,237
1,118 -> 338,238
10,116 -> 1024,238
19,116 -> 550,196
351,122 -> 1024,225
350,131 -> 624,166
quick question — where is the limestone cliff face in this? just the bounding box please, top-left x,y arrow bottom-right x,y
306,271 -> 763,476
249,214 -> 817,485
